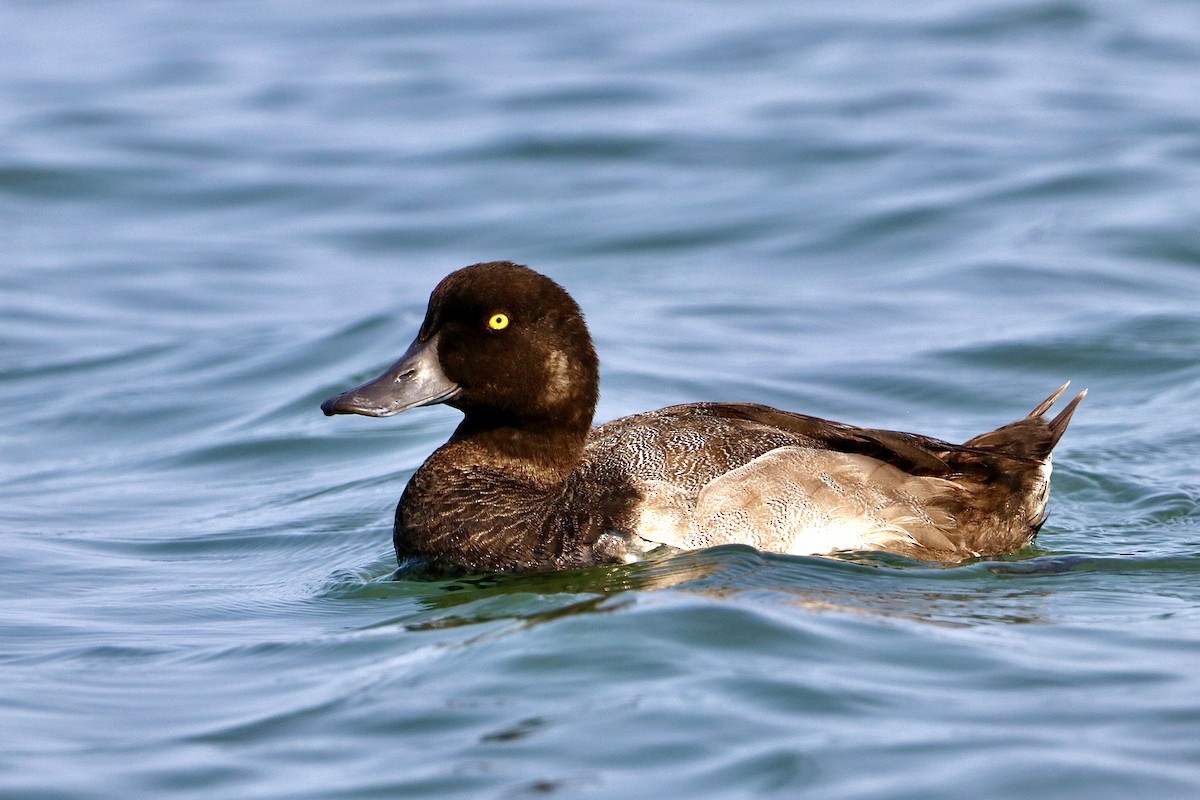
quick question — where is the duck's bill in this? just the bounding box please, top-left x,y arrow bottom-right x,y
320,333 -> 460,417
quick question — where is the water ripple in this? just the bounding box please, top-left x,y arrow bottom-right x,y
4,0 -> 1200,797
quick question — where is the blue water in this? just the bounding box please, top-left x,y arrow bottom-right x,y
3,0 -> 1200,797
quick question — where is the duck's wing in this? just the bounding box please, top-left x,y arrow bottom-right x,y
703,382 -> 1086,474
688,445 -> 963,557
681,386 -> 1087,560
588,403 -> 967,557
689,402 -> 963,475
590,388 -> 1085,561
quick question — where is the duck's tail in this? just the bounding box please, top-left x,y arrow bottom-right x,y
1030,382 -> 1088,451
962,382 -> 1086,461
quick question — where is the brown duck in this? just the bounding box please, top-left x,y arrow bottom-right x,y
322,261 -> 1085,573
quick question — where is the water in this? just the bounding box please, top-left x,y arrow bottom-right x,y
3,0 -> 1200,797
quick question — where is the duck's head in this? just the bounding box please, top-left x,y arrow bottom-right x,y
321,262 -> 600,433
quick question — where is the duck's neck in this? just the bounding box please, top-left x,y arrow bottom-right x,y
448,408 -> 592,483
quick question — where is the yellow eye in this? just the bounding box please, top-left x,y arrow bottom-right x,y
488,313 -> 509,331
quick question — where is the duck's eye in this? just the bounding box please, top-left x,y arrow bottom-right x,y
488,313 -> 509,331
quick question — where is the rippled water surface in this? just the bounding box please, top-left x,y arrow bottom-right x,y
4,1 -> 1200,797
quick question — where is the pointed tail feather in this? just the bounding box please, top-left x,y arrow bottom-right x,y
962,383 -> 1086,460
1028,382 -> 1070,419
1046,388 -> 1087,450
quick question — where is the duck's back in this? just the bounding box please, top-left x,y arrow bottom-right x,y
584,404 -> 804,491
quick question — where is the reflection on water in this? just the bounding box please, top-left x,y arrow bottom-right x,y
332,546 -> 1200,637
327,547 -> 1069,631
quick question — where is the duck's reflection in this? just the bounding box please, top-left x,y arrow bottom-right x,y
376,545 -> 1092,630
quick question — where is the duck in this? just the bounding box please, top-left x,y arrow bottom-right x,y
321,261 -> 1085,573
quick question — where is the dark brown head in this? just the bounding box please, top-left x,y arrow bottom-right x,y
321,262 -> 600,437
